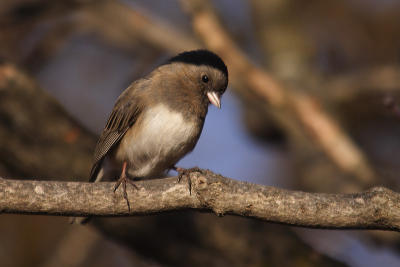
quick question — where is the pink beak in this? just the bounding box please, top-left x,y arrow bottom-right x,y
207,91 -> 221,109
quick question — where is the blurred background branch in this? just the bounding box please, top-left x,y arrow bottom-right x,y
180,0 -> 375,186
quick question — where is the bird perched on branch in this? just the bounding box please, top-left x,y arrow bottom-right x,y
82,50 -> 228,218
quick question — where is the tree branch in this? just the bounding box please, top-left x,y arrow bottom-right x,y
1,171 -> 400,231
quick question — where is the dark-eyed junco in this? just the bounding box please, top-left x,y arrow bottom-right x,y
82,50 -> 228,217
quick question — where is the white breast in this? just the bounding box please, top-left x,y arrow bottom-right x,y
117,104 -> 198,178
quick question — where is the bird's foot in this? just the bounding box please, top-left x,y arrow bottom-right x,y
173,166 -> 203,195
114,175 -> 138,211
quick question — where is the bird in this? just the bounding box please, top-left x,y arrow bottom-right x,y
85,49 -> 228,215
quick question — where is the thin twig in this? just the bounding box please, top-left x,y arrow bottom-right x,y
78,1 -> 199,54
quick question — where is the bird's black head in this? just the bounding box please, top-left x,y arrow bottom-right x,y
166,49 -> 228,108
168,50 -> 228,82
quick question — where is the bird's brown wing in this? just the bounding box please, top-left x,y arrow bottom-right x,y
89,82 -> 144,182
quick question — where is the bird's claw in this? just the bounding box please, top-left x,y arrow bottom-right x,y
173,166 -> 203,195
113,175 -> 137,211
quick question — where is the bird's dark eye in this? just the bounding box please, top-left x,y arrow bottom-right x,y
202,75 -> 209,83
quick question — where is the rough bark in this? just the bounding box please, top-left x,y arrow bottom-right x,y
1,172 -> 400,231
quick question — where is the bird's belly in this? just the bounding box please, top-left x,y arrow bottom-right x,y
116,104 -> 200,178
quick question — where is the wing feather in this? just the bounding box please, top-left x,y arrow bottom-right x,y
89,81 -> 145,181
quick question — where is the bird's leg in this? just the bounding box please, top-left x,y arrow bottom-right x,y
114,161 -> 137,211
172,166 -> 203,195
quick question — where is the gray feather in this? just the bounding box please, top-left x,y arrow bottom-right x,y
89,80 -> 145,181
